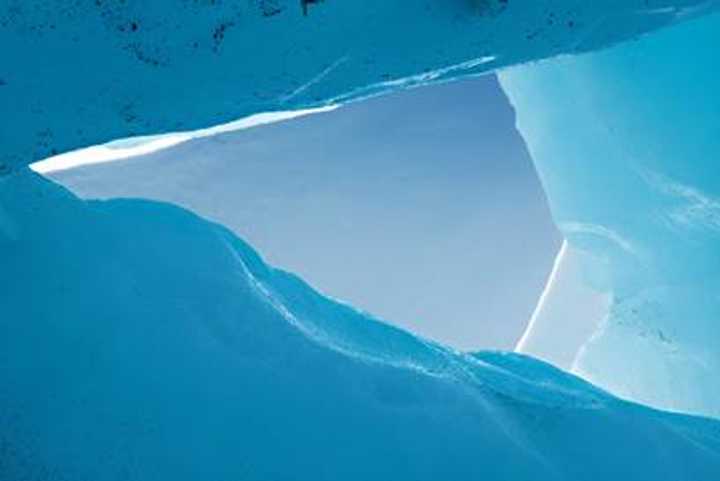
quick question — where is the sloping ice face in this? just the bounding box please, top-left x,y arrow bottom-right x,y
2,172 -> 720,480
500,11 -> 720,417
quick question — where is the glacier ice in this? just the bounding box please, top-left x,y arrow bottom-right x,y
4,0 -> 720,478
499,11 -> 720,417
2,1 -> 718,168
2,170 -> 720,479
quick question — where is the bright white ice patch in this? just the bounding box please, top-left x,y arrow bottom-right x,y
30,107 -> 334,174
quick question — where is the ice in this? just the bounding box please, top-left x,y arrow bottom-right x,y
2,1 -> 717,168
4,1 -> 720,477
499,11 -> 720,417
2,171 -> 720,479
517,242 -> 612,370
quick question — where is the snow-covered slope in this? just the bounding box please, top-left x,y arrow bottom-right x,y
2,169 -> 720,480
2,1 -> 718,168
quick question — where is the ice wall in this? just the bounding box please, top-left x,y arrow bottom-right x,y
2,1 -> 718,169
2,170 -> 720,480
499,11 -> 720,417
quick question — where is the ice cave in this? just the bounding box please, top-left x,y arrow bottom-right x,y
2,1 -> 720,480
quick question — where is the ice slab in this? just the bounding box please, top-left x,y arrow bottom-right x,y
500,11 -> 720,417
2,1 -> 718,168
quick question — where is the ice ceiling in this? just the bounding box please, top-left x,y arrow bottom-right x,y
3,1 -> 720,479
1,0 -> 718,168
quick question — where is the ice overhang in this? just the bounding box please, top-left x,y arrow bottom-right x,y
2,0 -> 719,170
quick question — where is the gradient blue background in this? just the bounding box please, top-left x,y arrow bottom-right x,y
49,75 -> 561,350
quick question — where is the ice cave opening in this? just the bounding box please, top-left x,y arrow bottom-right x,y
31,75 -> 562,353
4,2 -> 720,479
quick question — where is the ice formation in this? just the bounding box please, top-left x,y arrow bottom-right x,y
3,0 -> 720,479
1,1 -> 717,168
2,172 -> 720,479
500,10 -> 720,417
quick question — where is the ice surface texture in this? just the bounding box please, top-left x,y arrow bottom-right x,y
500,12 -> 720,417
1,0 -> 718,168
2,171 -> 720,480
4,1 -> 720,478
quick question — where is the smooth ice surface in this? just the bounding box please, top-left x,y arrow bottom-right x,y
42,77 -> 561,351
2,170 -> 720,480
500,12 -> 720,417
517,242 -> 612,370
2,1 -> 718,168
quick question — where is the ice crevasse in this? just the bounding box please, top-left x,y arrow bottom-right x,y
3,1 -> 720,479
